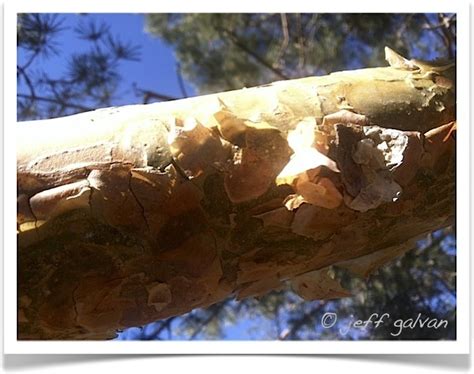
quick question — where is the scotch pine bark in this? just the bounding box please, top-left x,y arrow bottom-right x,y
17,61 -> 456,339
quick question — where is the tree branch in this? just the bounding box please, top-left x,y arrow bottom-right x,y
295,13 -> 306,73
16,63 -> 455,339
422,14 -> 455,59
176,63 -> 189,98
17,65 -> 37,101
133,85 -> 178,103
221,27 -> 290,80
17,93 -> 93,112
275,13 -> 289,68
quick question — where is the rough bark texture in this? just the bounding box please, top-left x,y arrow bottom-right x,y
17,62 -> 456,340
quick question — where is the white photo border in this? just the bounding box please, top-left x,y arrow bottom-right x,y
3,0 -> 471,355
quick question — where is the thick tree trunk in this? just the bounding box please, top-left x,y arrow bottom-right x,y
17,63 -> 455,339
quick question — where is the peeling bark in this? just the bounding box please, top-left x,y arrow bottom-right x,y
17,60 -> 455,339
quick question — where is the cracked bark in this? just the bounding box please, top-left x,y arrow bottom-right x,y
17,62 -> 455,340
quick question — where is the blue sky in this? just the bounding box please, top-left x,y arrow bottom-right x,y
18,13 -> 196,108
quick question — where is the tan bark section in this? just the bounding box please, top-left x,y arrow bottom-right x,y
17,62 -> 455,339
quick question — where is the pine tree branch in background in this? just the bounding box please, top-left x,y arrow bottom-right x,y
17,14 -> 142,121
275,13 -> 289,68
295,13 -> 306,72
422,14 -> 456,60
17,93 -> 93,112
140,316 -> 176,340
437,13 -> 456,60
17,66 -> 37,101
189,304 -> 225,340
176,63 -> 189,98
133,84 -> 178,103
221,27 -> 290,80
